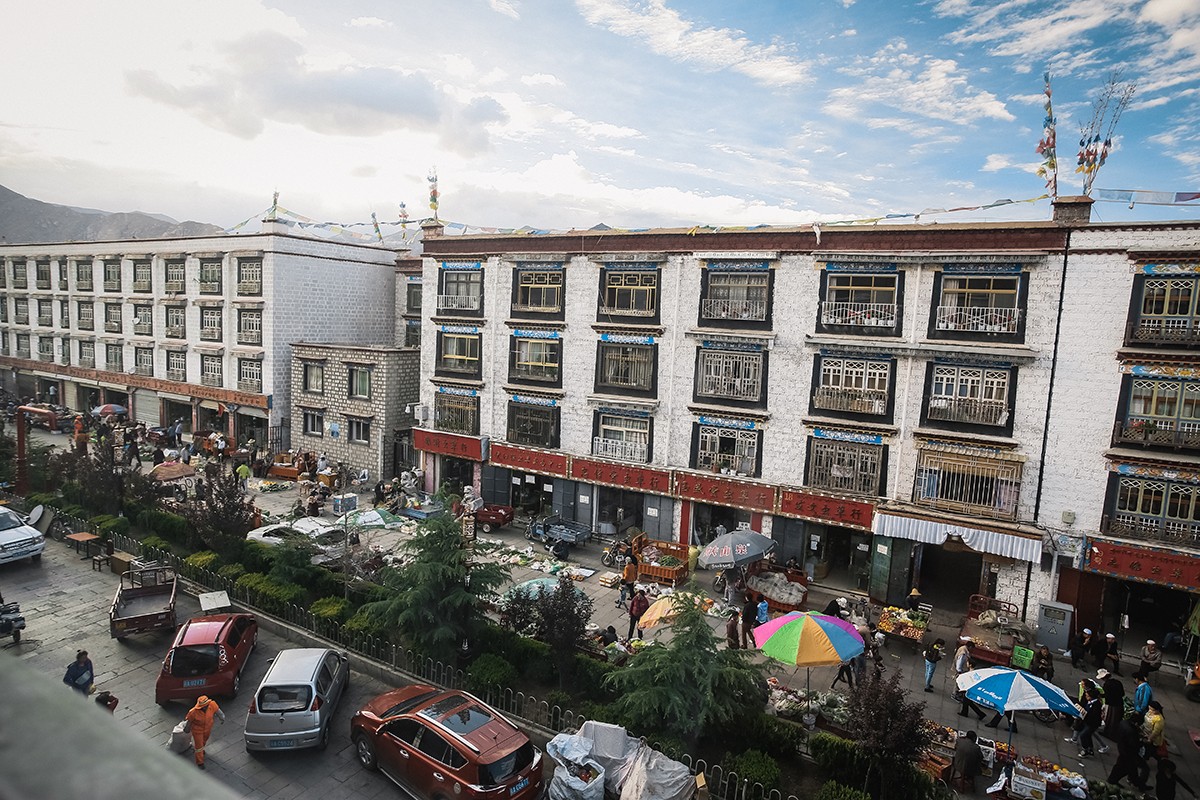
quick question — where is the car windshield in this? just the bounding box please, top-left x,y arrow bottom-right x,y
0,509 -> 25,532
258,684 -> 312,712
170,645 -> 220,677
480,741 -> 534,786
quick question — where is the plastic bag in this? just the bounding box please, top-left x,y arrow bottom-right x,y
547,759 -> 605,800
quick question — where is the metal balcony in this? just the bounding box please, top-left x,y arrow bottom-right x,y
1104,514 -> 1200,548
1125,319 -> 1200,347
166,369 -> 186,382
37,316 -> 52,327
592,437 -> 648,463
820,301 -> 897,328
132,280 -> 152,292
35,280 -> 50,291
79,356 -> 94,368
812,386 -> 888,415
935,305 -> 1020,334
135,364 -> 154,377
701,298 -> 768,322
201,374 -> 223,387
927,396 -> 1008,426
238,329 -> 262,345
199,328 -> 222,341
695,450 -> 756,476
198,281 -> 222,294
58,279 -> 69,290
1112,419 -> 1200,450
165,325 -> 185,338
164,280 -> 185,293
437,294 -> 481,312
236,281 -> 262,295
104,321 -> 122,333
13,314 -> 28,325
598,304 -> 655,317
15,347 -> 32,359
238,379 -> 262,393
38,351 -> 54,363
77,281 -> 93,291
103,280 -> 120,292
134,323 -> 153,336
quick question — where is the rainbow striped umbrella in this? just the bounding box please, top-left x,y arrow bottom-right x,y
753,611 -> 865,667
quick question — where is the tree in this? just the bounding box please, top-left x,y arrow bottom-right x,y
535,574 -> 594,690
604,587 -> 768,750
184,470 -> 257,556
845,669 -> 932,800
50,442 -> 124,515
360,514 -> 511,664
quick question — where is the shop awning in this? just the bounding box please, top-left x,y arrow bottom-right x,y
874,512 -> 1042,562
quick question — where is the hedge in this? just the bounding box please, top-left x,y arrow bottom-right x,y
723,749 -> 781,792
816,782 -> 874,800
135,509 -> 188,544
809,732 -> 934,800
185,550 -> 221,570
467,653 -> 518,697
310,596 -> 351,623
233,572 -> 306,613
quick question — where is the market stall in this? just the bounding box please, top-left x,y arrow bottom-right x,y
745,560 -> 809,612
876,605 -> 930,647
630,534 -> 689,585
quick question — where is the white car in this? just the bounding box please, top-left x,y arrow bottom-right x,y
0,506 -> 45,566
245,522 -> 356,566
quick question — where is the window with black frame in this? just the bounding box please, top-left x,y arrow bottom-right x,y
507,401 -> 559,448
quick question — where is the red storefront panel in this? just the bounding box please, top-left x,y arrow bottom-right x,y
674,472 -> 775,513
777,490 -> 875,532
1084,538 -> 1200,593
489,442 -> 569,477
569,457 -> 672,496
412,428 -> 486,462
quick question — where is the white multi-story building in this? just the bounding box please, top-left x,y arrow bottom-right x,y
0,221 -> 396,449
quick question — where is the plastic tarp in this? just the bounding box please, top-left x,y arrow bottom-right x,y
548,721 -> 695,800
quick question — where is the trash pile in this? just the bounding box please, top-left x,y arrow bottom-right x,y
547,721 -> 696,800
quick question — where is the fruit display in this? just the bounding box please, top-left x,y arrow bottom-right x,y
877,606 -> 929,641
1023,756 -> 1089,798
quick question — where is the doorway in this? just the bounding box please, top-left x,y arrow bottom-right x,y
913,543 -> 984,612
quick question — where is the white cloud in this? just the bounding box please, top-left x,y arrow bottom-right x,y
937,0 -> 1142,59
347,16 -> 391,28
843,29 -> 858,36
981,153 -> 1041,173
1140,0 -> 1200,26
521,73 -> 563,87
575,0 -> 810,87
489,0 -> 520,19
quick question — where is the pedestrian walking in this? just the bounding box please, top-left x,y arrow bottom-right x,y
725,610 -> 741,649
1143,700 -> 1167,764
1075,687 -> 1106,757
741,595 -> 756,649
616,557 -> 636,607
184,695 -> 225,769
953,636 -> 973,700
923,638 -> 946,692
1132,671 -> 1153,714
1107,712 -> 1150,791
831,658 -> 855,690
627,589 -> 649,641
756,594 -> 769,626
235,461 -> 251,491
1099,669 -> 1125,737
62,650 -> 94,695
1155,759 -> 1196,800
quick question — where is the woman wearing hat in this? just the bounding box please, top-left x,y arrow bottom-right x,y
906,587 -> 922,612
184,695 -> 225,769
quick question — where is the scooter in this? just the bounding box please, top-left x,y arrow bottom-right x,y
600,538 -> 631,568
0,592 -> 26,644
1186,660 -> 1200,702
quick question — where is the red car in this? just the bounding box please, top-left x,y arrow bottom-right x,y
474,503 -> 515,533
351,685 -> 544,800
155,613 -> 258,706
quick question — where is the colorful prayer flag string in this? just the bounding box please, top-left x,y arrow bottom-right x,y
1035,72 -> 1058,199
428,168 -> 439,220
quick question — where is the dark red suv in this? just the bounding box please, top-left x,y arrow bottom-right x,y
351,685 -> 544,799
155,613 -> 258,706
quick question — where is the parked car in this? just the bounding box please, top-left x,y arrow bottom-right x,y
0,505 -> 45,566
474,503 -> 515,533
244,647 -> 350,752
351,684 -> 545,800
155,613 -> 258,706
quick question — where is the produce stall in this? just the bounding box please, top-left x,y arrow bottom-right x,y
962,594 -> 1036,667
746,561 -> 809,612
631,534 -> 689,585
876,606 -> 930,645
765,677 -> 850,731
924,722 -> 1016,779
1019,756 -> 1090,799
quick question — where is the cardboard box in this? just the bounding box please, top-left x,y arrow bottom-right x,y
598,571 -> 622,587
1009,765 -> 1047,800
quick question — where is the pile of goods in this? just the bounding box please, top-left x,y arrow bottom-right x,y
765,678 -> 850,726
1021,756 -> 1088,798
992,740 -> 1017,766
924,722 -> 960,750
256,480 -> 290,493
657,554 -> 683,567
747,571 -> 809,608
876,606 -> 929,640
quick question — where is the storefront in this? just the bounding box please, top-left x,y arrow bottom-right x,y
412,428 -> 489,496
233,406 -> 268,450
486,442 -> 568,518
568,456 -> 674,540
161,398 -> 194,434
776,489 -> 876,592
34,376 -> 62,405
674,471 -> 775,548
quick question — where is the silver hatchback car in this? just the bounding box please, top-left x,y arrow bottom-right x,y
243,647 -> 349,752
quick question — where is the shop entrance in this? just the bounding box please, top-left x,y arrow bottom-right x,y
690,502 -> 751,547
1099,577 -> 1195,659
235,412 -> 267,450
913,543 -> 984,611
440,456 -> 476,497
162,400 -> 193,435
806,525 -> 872,593
102,389 -> 128,409
77,385 -> 101,413
511,471 -> 553,517
595,486 -> 643,537
196,406 -> 226,435
35,378 -> 61,405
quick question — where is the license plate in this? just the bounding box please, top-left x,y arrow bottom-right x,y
269,739 -> 296,749
183,679 -> 207,687
510,777 -> 529,795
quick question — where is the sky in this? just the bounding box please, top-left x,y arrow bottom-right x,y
2,0 -> 1199,235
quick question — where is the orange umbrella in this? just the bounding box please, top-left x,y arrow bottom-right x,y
636,592 -> 708,630
148,461 -> 196,482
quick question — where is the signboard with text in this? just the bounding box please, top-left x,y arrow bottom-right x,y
569,457 -> 672,496
1084,538 -> 1200,593
489,443 -> 569,477
674,472 -> 775,513
411,428 -> 486,462
777,490 -> 875,532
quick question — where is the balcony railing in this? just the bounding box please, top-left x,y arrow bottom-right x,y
60,354 -> 71,366
820,301 -> 897,328
58,279 -> 68,290
592,437 -> 648,463
695,450 -> 757,475
37,315 -> 52,327
701,298 -> 768,321
164,280 -> 185,293
77,280 -> 93,291
238,329 -> 262,345
166,369 -> 186,382
135,364 -> 154,376
13,314 -> 28,325
1105,515 -> 1200,548
134,322 -> 153,336
201,374 -> 223,387
38,351 -> 54,363
198,281 -> 222,293
598,304 -> 655,317
132,280 -> 152,292
12,279 -> 27,290
512,300 -> 560,314
935,305 -> 1021,334
437,294 -> 481,312
238,378 -> 262,393
35,280 -> 50,291
103,280 -> 120,292
927,396 -> 1008,426
16,347 -> 32,359
104,321 -> 122,333
236,281 -> 262,295
199,327 -> 222,341
812,386 -> 888,415
165,325 -> 184,338
106,361 -> 123,372
1113,418 -> 1200,450
1126,319 -> 1200,346
79,355 -> 95,368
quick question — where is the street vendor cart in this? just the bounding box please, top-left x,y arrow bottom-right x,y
961,594 -> 1035,667
876,605 -> 930,649
745,560 -> 809,612
630,533 -> 689,585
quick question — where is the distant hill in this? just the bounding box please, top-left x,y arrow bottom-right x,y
0,184 -> 223,244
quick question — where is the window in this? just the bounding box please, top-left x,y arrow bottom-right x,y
103,260 -> 121,291
104,303 -> 123,333
200,307 -> 222,340
302,409 -> 324,436
701,271 -> 769,323
404,320 -> 422,349
106,343 -> 123,372
695,424 -> 760,476
695,348 -> 765,404
913,448 -> 1022,520
238,359 -> 262,392
133,305 -> 153,335
513,269 -> 563,314
166,351 -> 186,381
806,437 -> 885,496
15,333 -> 30,358
59,338 -> 70,365
1109,476 -> 1200,546
199,260 -> 222,293
236,259 -> 262,294
405,281 -> 422,313
133,260 -> 152,291
238,309 -> 262,344
165,305 -> 186,337
599,268 -> 658,318
35,261 -> 50,289
37,300 -> 53,327
201,354 -> 223,386
347,365 -> 372,398
595,342 -> 655,394
79,341 -> 95,367
56,260 -> 68,289
13,298 -> 28,324
821,273 -> 898,329
509,337 -> 561,385
78,301 -> 94,330
164,259 -> 185,291
438,269 -> 483,313
507,402 -> 559,448
436,333 -> 482,378
302,362 -> 324,394
1129,277 -> 1200,345
37,337 -> 54,361
1116,378 -> 1200,448
934,274 -> 1022,334
11,260 -> 26,289
928,365 -> 1011,427
135,347 -> 153,376
75,260 -> 93,290
0,300 -> 8,324
347,416 -> 371,444
435,393 -> 480,435
593,413 -> 650,462
812,357 -> 890,416
59,299 -> 69,329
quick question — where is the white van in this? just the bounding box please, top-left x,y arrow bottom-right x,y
243,647 -> 349,752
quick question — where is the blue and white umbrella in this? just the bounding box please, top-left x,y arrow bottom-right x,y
956,667 -> 1080,716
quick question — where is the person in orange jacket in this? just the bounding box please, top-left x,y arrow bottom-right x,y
185,695 -> 225,769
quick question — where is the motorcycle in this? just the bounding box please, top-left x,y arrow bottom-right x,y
1186,661 -> 1200,702
0,592 -> 26,644
600,538 -> 632,568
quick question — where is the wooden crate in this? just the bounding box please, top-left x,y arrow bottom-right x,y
632,534 -> 690,585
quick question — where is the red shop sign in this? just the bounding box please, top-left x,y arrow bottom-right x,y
1085,538 -> 1200,593
778,490 -> 875,532
489,442 -> 569,477
412,428 -> 486,462
570,457 -> 672,496
675,472 -> 775,513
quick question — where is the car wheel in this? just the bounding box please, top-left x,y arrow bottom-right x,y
317,724 -> 330,751
12,629 -> 20,644
231,672 -> 240,698
354,734 -> 377,770
481,523 -> 492,534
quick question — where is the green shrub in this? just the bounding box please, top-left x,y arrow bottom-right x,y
26,492 -> 59,508
239,539 -> 275,573
653,735 -> 688,761
723,749 -> 780,791
815,781 -> 873,800
343,608 -> 386,637
466,653 -> 518,697
141,535 -> 172,552
310,596 -> 351,622
573,654 -> 620,702
810,733 -> 862,782
218,563 -> 246,582
735,714 -> 808,762
185,550 -> 221,570
60,504 -> 88,520
136,509 -> 189,544
234,572 -> 306,613
93,515 -> 130,539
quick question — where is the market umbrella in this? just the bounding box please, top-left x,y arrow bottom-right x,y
91,404 -> 127,417
503,577 -> 563,602
148,461 -> 196,482
698,530 -> 776,570
334,508 -> 405,530
956,666 -> 1080,745
637,591 -> 707,630
753,611 -> 865,719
